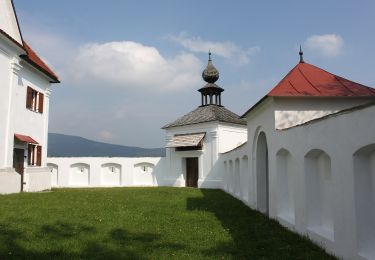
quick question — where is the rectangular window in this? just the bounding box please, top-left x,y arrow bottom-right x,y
27,144 -> 42,166
26,86 -> 44,113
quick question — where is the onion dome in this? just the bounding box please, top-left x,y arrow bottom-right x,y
202,51 -> 219,83
198,52 -> 224,106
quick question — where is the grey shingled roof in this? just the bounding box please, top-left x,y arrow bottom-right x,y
162,105 -> 247,129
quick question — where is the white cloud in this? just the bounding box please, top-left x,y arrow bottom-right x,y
70,41 -> 202,91
99,130 -> 115,140
168,33 -> 260,65
23,28 -> 203,92
21,27 -> 79,81
305,34 -> 344,57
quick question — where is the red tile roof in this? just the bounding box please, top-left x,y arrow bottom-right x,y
242,62 -> 375,117
14,134 -> 39,144
21,41 -> 60,83
268,62 -> 375,97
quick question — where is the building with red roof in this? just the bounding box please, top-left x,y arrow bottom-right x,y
242,51 -> 375,129
221,49 -> 375,259
0,0 -> 59,193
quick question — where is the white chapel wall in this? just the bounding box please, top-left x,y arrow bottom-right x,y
217,124 -> 247,153
274,97 -> 375,129
12,63 -> 51,167
165,122 -> 218,188
0,43 -> 12,168
0,10 -> 54,194
220,102 -> 375,260
165,121 -> 247,189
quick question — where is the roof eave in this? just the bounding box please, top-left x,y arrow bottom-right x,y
20,55 -> 60,83
162,119 -> 246,130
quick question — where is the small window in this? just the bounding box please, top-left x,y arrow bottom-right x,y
27,144 -> 42,166
26,86 -> 44,113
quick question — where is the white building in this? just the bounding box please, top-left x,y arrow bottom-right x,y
162,52 -> 247,188
0,0 -> 59,193
220,52 -> 375,259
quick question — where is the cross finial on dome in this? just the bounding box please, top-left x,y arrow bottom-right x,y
299,45 -> 304,63
202,51 -> 219,83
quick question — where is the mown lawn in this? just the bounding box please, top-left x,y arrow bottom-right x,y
0,187 -> 335,259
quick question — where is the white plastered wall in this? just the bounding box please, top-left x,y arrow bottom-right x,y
47,157 -> 166,188
220,99 -> 375,260
0,0 -> 23,44
0,41 -> 12,169
274,97 -> 375,129
165,121 -> 247,189
0,28 -> 54,194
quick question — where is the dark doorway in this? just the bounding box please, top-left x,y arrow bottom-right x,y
186,157 -> 198,188
13,148 -> 25,192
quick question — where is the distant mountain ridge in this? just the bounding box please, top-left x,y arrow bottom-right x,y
48,133 -> 165,157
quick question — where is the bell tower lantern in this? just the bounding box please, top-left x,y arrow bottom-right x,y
199,52 -> 224,106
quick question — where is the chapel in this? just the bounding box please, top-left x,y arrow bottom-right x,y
162,52 -> 247,188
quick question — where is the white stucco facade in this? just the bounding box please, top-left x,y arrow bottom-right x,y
220,99 -> 375,260
48,120 -> 247,190
164,122 -> 247,188
47,157 -> 166,187
0,1 -> 58,194
0,0 -> 22,45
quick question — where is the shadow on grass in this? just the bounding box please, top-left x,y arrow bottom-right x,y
40,222 -> 96,238
186,189 -> 336,259
0,222 -> 184,259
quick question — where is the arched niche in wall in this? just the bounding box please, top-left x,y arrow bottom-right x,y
234,158 -> 240,198
240,155 -> 249,202
101,163 -> 121,186
304,149 -> 334,241
70,163 -> 90,186
228,160 -> 234,194
134,162 -> 155,186
47,163 -> 58,187
353,144 -> 375,259
223,161 -> 228,191
255,131 -> 269,215
276,148 -> 295,224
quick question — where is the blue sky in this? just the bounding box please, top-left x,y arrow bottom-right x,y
14,0 -> 375,147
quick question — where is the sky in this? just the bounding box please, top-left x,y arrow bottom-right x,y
13,0 -> 375,148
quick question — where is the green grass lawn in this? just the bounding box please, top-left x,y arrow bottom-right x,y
0,187 -> 335,259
